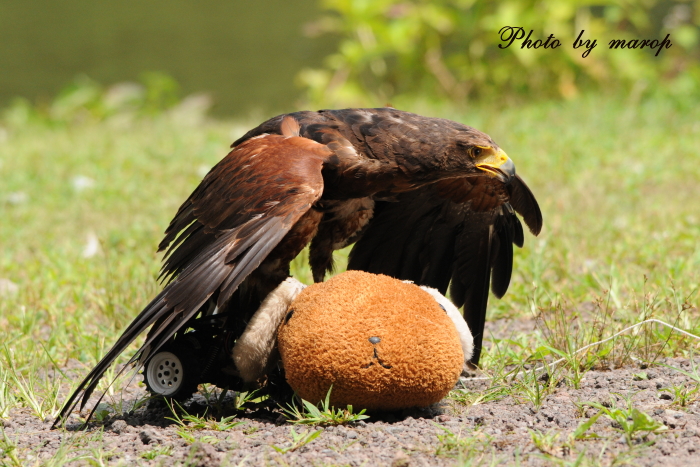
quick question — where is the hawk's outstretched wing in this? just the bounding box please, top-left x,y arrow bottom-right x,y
54,124 -> 330,426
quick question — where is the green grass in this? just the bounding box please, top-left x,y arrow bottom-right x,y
434,425 -> 496,462
271,426 -> 322,454
0,91 -> 699,462
581,394 -> 667,447
281,387 -> 369,426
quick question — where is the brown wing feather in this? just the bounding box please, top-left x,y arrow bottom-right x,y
348,176 -> 540,366
508,174 -> 543,236
54,130 -> 330,426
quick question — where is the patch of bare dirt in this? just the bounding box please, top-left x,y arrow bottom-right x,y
4,321 -> 700,466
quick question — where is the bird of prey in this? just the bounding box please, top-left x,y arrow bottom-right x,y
54,108 -> 541,425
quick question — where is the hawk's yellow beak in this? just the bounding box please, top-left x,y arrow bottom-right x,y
475,148 -> 515,183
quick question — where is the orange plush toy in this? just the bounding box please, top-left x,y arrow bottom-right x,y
232,271 -> 473,411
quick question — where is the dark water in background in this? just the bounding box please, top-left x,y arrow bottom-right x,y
0,0 -> 334,117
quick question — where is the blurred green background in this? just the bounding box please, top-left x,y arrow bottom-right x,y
0,0 -> 334,116
1,0 -> 698,115
300,0 -> 700,108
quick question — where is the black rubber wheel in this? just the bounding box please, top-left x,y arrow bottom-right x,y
143,340 -> 202,400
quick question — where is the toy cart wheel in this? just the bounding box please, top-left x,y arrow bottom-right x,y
144,350 -> 199,399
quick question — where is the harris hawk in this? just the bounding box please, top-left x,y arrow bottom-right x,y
55,108 -> 541,425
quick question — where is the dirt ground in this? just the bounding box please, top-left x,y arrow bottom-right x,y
4,319 -> 700,466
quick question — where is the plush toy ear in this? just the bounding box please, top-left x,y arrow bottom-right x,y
418,285 -> 475,368
232,277 -> 306,382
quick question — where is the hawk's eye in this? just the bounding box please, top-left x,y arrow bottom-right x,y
472,147 -> 482,157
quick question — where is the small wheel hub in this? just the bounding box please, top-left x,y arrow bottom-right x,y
146,352 -> 184,395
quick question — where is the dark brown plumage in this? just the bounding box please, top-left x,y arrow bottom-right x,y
54,108 -> 542,426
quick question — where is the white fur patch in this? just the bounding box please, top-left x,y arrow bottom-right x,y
232,277 -> 306,382
418,285 -> 475,365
